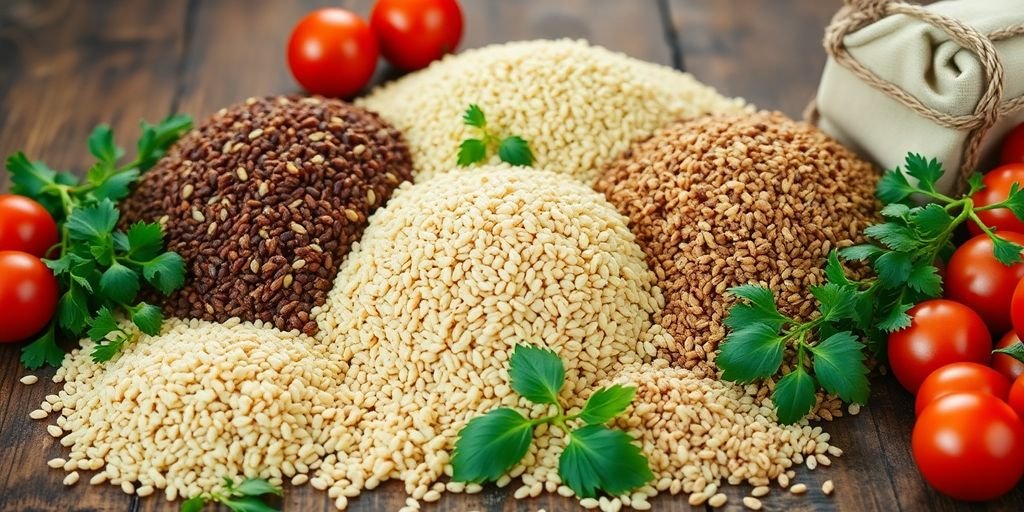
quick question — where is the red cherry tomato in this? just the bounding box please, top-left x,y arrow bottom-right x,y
370,0 -> 464,71
914,362 -> 1010,415
1002,122 -> 1024,164
287,8 -> 378,98
969,163 -> 1024,236
0,251 -> 59,342
1013,278 -> 1024,342
945,233 -> 1024,334
888,299 -> 992,393
913,392 -> 1024,501
993,330 -> 1024,382
1009,376 -> 1024,418
0,194 -> 59,258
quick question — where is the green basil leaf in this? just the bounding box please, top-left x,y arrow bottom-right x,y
558,424 -> 653,499
451,408 -> 533,483
498,136 -> 534,167
810,331 -> 870,404
772,367 -> 817,425
457,138 -> 487,167
462,104 -> 486,128
578,384 -> 635,425
508,344 -> 564,405
232,478 -> 282,497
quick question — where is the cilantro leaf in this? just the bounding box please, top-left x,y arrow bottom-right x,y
90,168 -> 139,202
232,478 -> 282,497
989,233 -> 1024,265
880,203 -> 911,219
724,285 -> 787,331
457,138 -> 487,167
87,124 -> 124,165
99,262 -> 140,304
136,115 -> 192,171
863,223 -> 920,252
142,251 -> 186,295
498,136 -> 534,167
66,199 -> 119,242
451,408 -> 533,483
91,335 -> 128,363
839,244 -> 884,262
999,182 -> 1024,221
463,104 -> 486,128
20,327 -> 64,369
87,307 -> 121,342
130,302 -> 164,336
718,323 -> 785,383
877,301 -> 913,332
810,332 -> 869,404
578,384 -> 635,425
906,263 -> 942,297
967,172 -> 986,195
824,250 -> 851,286
57,283 -> 90,334
180,496 -> 206,512
558,425 -> 653,499
508,344 -> 564,405
876,168 -> 916,204
811,283 -> 856,322
910,204 -> 955,239
119,222 -> 165,261
873,251 -> 913,287
772,367 -> 817,425
903,153 -> 943,192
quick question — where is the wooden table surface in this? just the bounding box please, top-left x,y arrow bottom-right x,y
1,0 -> 1022,510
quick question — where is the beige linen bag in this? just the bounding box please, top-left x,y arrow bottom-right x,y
809,0 -> 1024,194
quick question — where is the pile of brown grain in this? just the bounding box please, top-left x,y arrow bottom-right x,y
121,96 -> 413,335
595,111 -> 879,376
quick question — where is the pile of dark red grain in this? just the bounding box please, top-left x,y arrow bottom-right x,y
121,96 -> 412,335
596,111 -> 880,377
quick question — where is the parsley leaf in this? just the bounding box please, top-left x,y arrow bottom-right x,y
457,138 -> 487,167
839,244 -> 884,262
967,172 -> 986,195
508,344 -> 564,405
497,136 -> 534,167
137,115 -> 193,171
118,221 -> 166,261
451,408 -> 534,483
876,168 -> 916,204
179,477 -> 281,512
717,323 -> 785,383
864,223 -> 920,252
20,327 -> 64,369
906,263 -> 942,297
142,252 -> 186,295
180,497 -> 206,512
909,204 -> 955,239
463,104 -> 486,129
810,332 -> 869,404
99,262 -> 140,304
87,124 -> 124,165
989,234 -> 1024,265
874,251 -> 913,287
578,384 -> 635,425
772,367 -> 817,425
66,199 -> 119,242
903,153 -> 943,192
877,301 -> 913,332
130,302 -> 164,336
91,335 -> 129,363
810,283 -> 856,322
559,425 -> 653,499
87,307 -> 121,342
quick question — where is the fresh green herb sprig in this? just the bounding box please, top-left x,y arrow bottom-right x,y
718,153 -> 1024,424
457,104 -> 534,167
180,477 -> 282,512
451,344 -> 653,499
6,116 -> 192,368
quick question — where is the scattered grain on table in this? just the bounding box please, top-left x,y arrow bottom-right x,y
595,110 -> 879,377
360,39 -> 746,183
121,95 -> 413,335
20,374 -> 38,385
39,318 -> 346,500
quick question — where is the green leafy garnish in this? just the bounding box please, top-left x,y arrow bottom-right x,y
718,153 -> 1024,424
452,344 -> 652,498
7,116 -> 192,368
180,477 -> 282,512
456,104 -> 534,167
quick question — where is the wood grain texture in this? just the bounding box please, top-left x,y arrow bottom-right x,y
1,0 -> 1022,511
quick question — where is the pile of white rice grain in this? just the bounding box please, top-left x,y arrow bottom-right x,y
33,318 -> 347,501
310,166 -> 673,507
359,39 -> 746,183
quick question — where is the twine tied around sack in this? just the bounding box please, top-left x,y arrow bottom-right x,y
805,0 -> 1024,193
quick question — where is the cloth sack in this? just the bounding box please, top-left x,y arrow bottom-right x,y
810,0 -> 1024,193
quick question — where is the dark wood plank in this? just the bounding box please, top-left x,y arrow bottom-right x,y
668,0 -> 839,119
0,0 -> 191,510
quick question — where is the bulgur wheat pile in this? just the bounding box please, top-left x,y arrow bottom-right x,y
595,111 -> 879,376
359,39 -> 747,183
310,166 -> 673,508
35,318 -> 347,501
121,95 -> 412,335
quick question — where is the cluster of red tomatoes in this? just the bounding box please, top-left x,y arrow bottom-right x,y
287,0 -> 464,98
887,123 -> 1024,501
0,195 -> 60,343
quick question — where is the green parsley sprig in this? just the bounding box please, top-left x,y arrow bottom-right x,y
451,344 -> 653,498
180,477 -> 282,512
456,104 -> 534,167
718,153 -> 1024,424
5,116 -> 192,368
